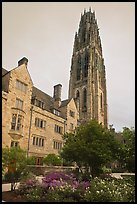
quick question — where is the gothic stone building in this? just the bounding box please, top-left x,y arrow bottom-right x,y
2,9 -> 108,163
69,9 -> 107,127
2,58 -> 79,164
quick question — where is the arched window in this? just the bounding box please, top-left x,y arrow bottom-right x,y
76,90 -> 80,99
82,27 -> 86,43
83,89 -> 87,111
83,51 -> 89,77
100,93 -> 103,110
77,55 -> 81,80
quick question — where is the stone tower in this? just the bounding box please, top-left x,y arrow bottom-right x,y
69,8 -> 108,127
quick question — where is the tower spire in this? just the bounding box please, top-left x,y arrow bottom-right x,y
69,9 -> 108,128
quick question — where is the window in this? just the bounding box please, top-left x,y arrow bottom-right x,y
77,55 -> 81,80
16,98 -> 23,110
82,27 -> 86,43
11,114 -> 17,130
36,137 -> 38,145
17,115 -> 22,130
53,109 -> 60,116
100,93 -> 103,110
54,125 -> 63,134
42,139 -> 44,147
99,75 -> 101,85
83,51 -> 89,77
70,123 -> 74,130
32,135 -> 44,147
39,138 -> 42,146
35,118 -> 46,129
16,80 -> 27,93
11,114 -> 23,131
76,90 -> 80,99
83,89 -> 87,111
35,99 -> 44,109
53,140 -> 63,150
70,110 -> 75,118
33,137 -> 35,145
11,141 -> 19,147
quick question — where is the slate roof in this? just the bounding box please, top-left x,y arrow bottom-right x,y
60,99 -> 71,107
32,86 -> 54,112
2,68 -> 9,76
2,68 -> 10,92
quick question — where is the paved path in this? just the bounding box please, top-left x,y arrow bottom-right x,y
2,182 -> 20,192
110,173 -> 135,179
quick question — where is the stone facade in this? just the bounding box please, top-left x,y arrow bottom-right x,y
2,58 -> 78,164
2,9 -> 108,163
69,9 -> 108,127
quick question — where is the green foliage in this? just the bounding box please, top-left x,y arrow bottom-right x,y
43,153 -> 62,166
60,120 -> 120,177
114,127 -> 135,172
25,186 -> 43,202
26,156 -> 36,165
122,127 -> 135,172
2,147 -> 37,190
17,172 -> 135,202
2,146 -> 27,170
84,177 -> 135,202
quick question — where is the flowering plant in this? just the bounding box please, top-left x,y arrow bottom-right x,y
41,171 -> 90,191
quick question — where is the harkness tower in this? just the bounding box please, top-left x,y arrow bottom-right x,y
69,8 -> 108,127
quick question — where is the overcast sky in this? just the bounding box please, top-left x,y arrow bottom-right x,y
2,2 -> 135,132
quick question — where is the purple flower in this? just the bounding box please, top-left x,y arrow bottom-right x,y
41,171 -> 91,191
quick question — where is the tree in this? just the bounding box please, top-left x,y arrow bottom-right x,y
43,154 -> 62,166
2,146 -> 29,191
60,120 -> 120,177
120,127 -> 135,172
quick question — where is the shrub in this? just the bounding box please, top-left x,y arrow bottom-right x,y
41,171 -> 90,191
18,171 -> 90,202
25,186 -> 43,202
17,176 -> 39,196
84,177 -> 135,202
17,171 -> 135,202
26,156 -> 36,165
43,154 -> 62,166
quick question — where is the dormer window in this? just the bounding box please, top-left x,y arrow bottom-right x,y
34,99 -> 44,109
53,109 -> 60,116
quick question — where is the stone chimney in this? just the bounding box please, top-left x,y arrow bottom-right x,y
53,84 -> 62,108
18,57 -> 28,67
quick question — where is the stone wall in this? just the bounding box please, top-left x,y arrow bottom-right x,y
27,165 -> 76,176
